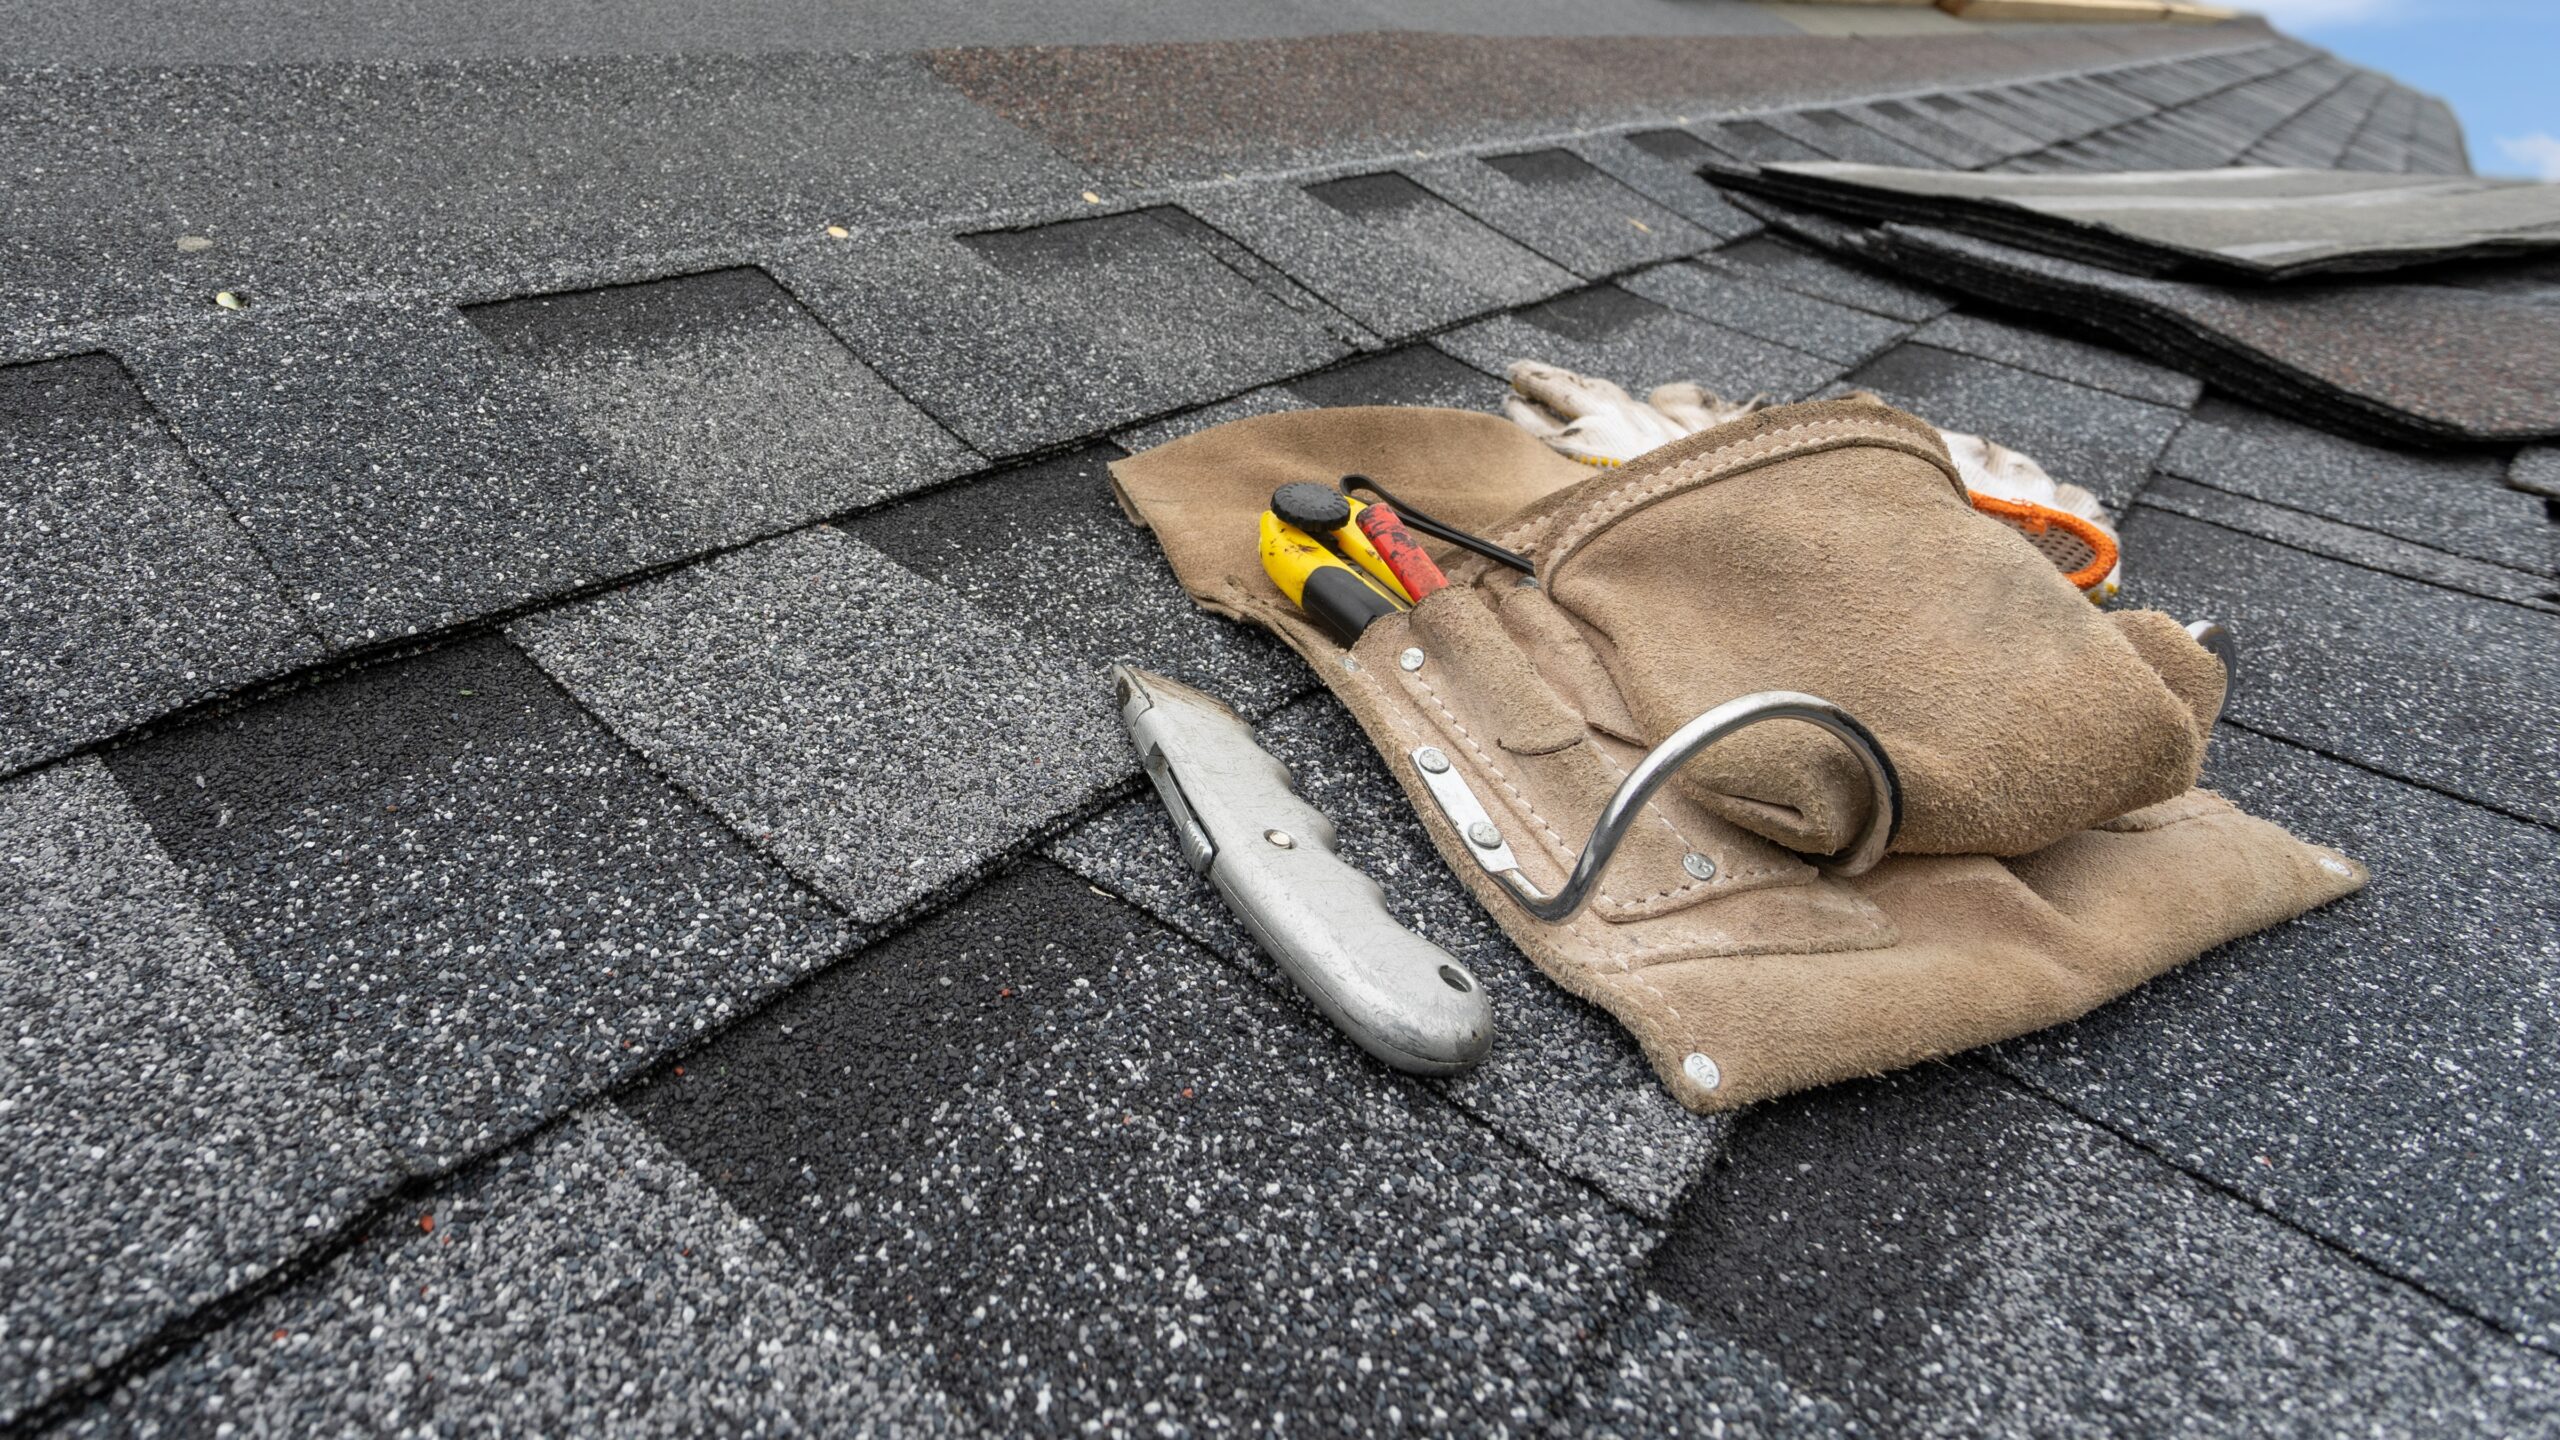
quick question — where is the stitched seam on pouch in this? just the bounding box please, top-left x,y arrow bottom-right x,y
1503,416 -> 1954,568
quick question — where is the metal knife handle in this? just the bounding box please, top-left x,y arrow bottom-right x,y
1116,667 -> 1493,1076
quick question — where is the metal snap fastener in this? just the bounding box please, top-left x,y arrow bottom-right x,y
1264,829 -> 1295,849
1399,648 -> 1426,672
1682,853 -> 1717,882
1683,1052 -> 1722,1090
1466,820 -> 1502,849
1416,747 -> 1451,774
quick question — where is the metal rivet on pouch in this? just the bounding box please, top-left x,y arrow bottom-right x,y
1264,829 -> 1295,849
1416,747 -> 1451,774
1683,1052 -> 1722,1090
1466,821 -> 1502,849
1399,647 -> 1425,672
1682,853 -> 1717,882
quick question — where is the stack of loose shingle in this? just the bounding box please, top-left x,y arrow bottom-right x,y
1706,162 -> 2560,447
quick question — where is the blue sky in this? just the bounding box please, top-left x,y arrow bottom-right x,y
2254,1 -> 2559,178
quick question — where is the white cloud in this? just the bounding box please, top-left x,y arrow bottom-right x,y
2243,0 -> 2401,25
2496,133 -> 2560,182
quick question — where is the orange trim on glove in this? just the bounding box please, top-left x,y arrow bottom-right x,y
1968,492 -> 2119,595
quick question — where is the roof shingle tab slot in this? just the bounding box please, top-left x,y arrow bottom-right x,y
1408,153 -> 1709,279
103,634 -> 850,1170
510,527 -> 1129,925
0,353 -> 323,773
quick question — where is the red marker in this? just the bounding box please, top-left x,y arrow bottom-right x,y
1352,500 -> 1448,601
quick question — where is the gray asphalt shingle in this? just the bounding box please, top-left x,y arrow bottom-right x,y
1411,150 -> 1709,279
0,353 -> 322,774
623,861 -> 1653,1436
1649,1067 -> 2560,1438
1438,283 -> 1842,406
104,635 -> 851,1170
1624,260 -> 1911,366
464,267 -> 982,548
510,527 -> 1129,925
1572,133 -> 1766,237
1695,234 -> 1951,323
1909,310 -> 2202,409
1186,174 -> 1577,342
1999,726 -> 2560,1350
2140,478 -> 2556,612
1841,341 -> 2187,513
123,305 -> 659,648
2159,399 -> 2552,577
1049,696 -> 1727,1218
845,446 -> 1309,722
0,759 -> 391,1427
773,209 -> 1352,458
2119,509 -> 2560,825
67,1109 -> 961,1439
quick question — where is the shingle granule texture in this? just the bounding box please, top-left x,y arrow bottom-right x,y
0,759 -> 391,1427
624,861 -> 1653,1436
1908,310 -> 2202,409
843,446 -> 1309,724
1651,1067 -> 2560,1438
1841,341 -> 2189,514
510,527 -> 1130,925
2119,509 -> 2560,824
1623,260 -> 1911,367
1409,150 -> 1707,279
2138,477 -> 2555,610
1571,1291 -> 1849,1440
1048,695 -> 1725,1219
1186,174 -> 1575,342
0,53 -> 1092,327
123,305 -> 658,647
0,353 -> 321,774
464,266 -> 982,549
1696,234 -> 1953,323
772,209 -> 1352,458
1438,283 -> 1842,407
105,635 -> 850,1170
1998,726 -> 2560,1350
2158,398 -> 2552,577
66,1109 -> 963,1439
1571,134 -> 1765,238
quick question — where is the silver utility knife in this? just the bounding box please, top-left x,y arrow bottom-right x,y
1113,665 -> 1493,1076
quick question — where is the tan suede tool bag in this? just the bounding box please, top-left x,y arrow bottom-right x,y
1111,398 -> 2363,1111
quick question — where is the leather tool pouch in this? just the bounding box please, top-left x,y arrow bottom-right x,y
1111,399 -> 2363,1111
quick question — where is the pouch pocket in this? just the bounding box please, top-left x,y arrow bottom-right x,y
1530,408 -> 2214,858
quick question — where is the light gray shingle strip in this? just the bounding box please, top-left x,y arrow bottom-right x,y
1754,109 -> 1941,170
105,634 -> 852,1171
622,862 -> 1657,1434
843,446 -> 1311,725
2000,725 -> 2560,1352
1623,260 -> 1910,368
2139,478 -> 2555,612
2510,446 -> 2560,499
1436,283 -> 1843,407
2118,508 -> 2560,826
772,210 -> 1353,458
1180,176 -> 1576,343
64,1109 -> 962,1439
1909,310 -> 2201,409
123,304 -> 663,648
1650,1066 -> 2560,1436
1407,151 -> 1709,280
0,759 -> 393,1427
0,353 -> 323,775
464,267 -> 982,548
510,526 -> 1130,926
2159,400 -> 2549,577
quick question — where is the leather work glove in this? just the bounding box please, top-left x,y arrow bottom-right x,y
1502,360 -> 2122,601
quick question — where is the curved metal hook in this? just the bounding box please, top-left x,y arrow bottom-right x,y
1412,691 -> 1901,924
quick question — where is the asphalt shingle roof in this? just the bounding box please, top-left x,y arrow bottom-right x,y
5,4 -> 2555,1434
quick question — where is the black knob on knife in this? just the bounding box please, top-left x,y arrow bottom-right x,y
1271,481 -> 1353,534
